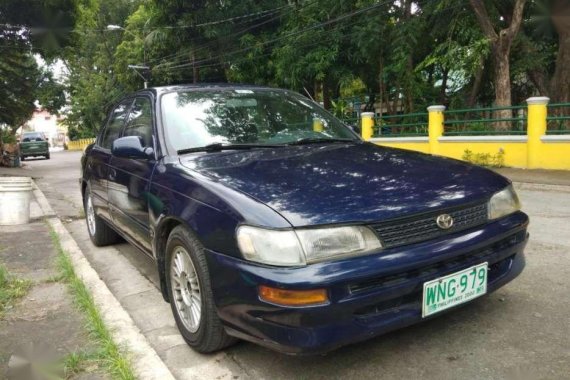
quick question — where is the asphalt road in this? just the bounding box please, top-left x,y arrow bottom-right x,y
6,151 -> 570,380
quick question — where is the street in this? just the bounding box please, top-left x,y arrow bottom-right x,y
8,151 -> 570,380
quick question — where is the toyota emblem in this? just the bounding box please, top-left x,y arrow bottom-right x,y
436,214 -> 454,229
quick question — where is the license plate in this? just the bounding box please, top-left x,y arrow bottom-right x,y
422,262 -> 488,318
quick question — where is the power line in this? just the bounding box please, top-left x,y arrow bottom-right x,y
0,4 -> 291,33
143,4 -> 293,66
144,1 -> 316,67
159,0 -> 393,72
153,0 -> 465,74
157,14 -> 377,76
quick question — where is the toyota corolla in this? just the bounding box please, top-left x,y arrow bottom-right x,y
80,85 -> 528,354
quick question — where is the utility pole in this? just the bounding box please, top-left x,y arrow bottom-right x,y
107,25 -> 151,89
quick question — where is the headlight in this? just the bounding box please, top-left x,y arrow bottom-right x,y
236,225 -> 383,266
488,185 -> 521,220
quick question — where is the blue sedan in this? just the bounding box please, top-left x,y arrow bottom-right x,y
80,84 -> 528,354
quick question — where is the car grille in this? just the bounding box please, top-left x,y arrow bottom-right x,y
350,230 -> 526,295
371,202 -> 489,249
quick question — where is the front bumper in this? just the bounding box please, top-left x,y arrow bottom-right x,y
206,212 -> 529,354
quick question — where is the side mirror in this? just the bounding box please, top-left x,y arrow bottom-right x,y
112,136 -> 154,159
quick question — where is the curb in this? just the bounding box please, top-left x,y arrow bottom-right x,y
32,182 -> 176,380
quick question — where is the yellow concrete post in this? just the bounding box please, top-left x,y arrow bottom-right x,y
313,118 -> 324,132
360,112 -> 375,141
526,96 -> 549,169
427,105 -> 446,155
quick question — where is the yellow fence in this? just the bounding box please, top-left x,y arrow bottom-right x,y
361,97 -> 570,170
67,138 -> 96,151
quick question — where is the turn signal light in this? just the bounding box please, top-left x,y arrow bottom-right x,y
258,285 -> 328,306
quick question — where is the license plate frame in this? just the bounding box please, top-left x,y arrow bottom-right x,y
422,262 -> 488,318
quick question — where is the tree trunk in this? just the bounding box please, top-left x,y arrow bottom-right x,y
550,1 -> 570,104
467,60 -> 485,108
378,56 -> 384,117
469,0 -> 526,131
439,68 -> 449,104
322,78 -> 331,110
493,41 -> 513,131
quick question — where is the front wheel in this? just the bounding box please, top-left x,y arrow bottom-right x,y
45,153 -> 50,160
84,187 -> 121,246
20,156 -> 25,161
166,226 -> 236,353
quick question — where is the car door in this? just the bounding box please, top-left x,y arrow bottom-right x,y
107,96 -> 156,254
87,99 -> 133,220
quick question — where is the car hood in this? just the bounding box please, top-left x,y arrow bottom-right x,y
179,143 -> 510,227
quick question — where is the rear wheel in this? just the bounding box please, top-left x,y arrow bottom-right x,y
166,226 -> 237,353
45,153 -> 50,160
84,187 -> 121,246
20,156 -> 25,161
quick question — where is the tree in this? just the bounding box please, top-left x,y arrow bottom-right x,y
62,0 -> 138,136
0,25 -> 42,136
469,0 -> 526,129
549,0 -> 570,103
0,0 -> 73,140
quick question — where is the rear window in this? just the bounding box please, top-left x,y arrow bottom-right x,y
22,132 -> 45,142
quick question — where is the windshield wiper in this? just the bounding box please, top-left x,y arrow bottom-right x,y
287,137 -> 357,146
177,143 -> 283,155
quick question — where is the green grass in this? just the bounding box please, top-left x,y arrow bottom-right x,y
0,263 -> 32,318
48,227 -> 136,380
61,350 -> 100,378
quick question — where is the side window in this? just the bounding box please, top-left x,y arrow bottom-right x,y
123,97 -> 153,148
100,100 -> 132,149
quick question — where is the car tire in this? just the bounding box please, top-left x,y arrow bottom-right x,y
165,226 -> 237,353
20,156 -> 25,161
45,153 -> 50,160
84,187 -> 121,246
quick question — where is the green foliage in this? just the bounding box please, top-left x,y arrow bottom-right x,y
0,1 -> 72,135
4,0 -> 566,137
0,263 -> 32,318
37,69 -> 67,115
0,42 -> 41,133
462,149 -> 506,168
61,0 -> 137,134
68,125 -> 96,141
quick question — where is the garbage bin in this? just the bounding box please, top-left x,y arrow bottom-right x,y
0,177 -> 33,225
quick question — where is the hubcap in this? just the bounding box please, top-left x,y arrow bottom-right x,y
86,195 -> 96,236
170,246 -> 202,333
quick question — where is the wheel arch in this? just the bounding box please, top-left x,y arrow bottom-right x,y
154,216 -> 193,302
81,180 -> 87,202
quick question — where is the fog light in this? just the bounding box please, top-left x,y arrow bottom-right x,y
258,285 -> 328,307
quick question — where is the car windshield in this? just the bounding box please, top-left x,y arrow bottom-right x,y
161,89 -> 358,152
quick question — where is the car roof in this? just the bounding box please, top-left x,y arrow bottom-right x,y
132,83 -> 284,97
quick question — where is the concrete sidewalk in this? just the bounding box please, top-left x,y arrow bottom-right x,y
0,194 -> 102,378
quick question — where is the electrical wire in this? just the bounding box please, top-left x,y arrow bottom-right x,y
143,0 -> 317,67
158,0 -> 394,71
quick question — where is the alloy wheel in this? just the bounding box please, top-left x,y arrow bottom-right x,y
86,195 -> 96,236
170,246 -> 202,333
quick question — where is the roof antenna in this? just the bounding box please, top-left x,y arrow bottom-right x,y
303,87 -> 315,102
